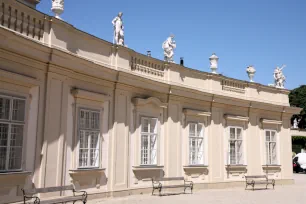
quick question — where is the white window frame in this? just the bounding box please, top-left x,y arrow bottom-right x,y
77,108 -> 101,169
188,122 -> 204,165
140,117 -> 158,165
0,94 -> 26,172
228,126 -> 244,165
265,129 -> 278,165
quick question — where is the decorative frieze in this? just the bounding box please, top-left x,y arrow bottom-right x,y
222,79 -> 246,94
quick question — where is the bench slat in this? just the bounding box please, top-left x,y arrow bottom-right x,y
25,185 -> 74,194
154,177 -> 185,181
245,176 -> 266,179
162,185 -> 191,189
39,196 -> 83,204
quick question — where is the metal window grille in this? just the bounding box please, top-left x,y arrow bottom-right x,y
228,127 -> 243,165
265,130 -> 277,165
141,117 -> 157,165
0,95 -> 25,171
189,123 -> 204,165
78,109 -> 100,168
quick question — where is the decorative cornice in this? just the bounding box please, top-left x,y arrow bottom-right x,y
132,97 -> 167,109
183,109 -> 211,117
260,119 -> 282,125
71,88 -> 110,102
224,114 -> 249,122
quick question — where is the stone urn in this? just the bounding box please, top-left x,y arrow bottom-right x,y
246,65 -> 256,82
51,1 -> 64,19
209,53 -> 219,74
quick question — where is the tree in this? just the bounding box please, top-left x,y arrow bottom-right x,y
289,85 -> 306,129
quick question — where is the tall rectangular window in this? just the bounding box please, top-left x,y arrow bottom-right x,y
0,95 -> 25,171
189,123 -> 204,165
228,127 -> 243,165
78,108 -> 100,168
265,130 -> 277,165
141,117 -> 157,165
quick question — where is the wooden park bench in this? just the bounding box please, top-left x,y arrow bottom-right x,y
245,175 -> 275,190
151,177 -> 193,196
21,185 -> 87,204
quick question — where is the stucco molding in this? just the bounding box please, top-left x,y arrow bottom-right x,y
224,114 -> 249,122
0,68 -> 40,87
261,119 -> 283,125
183,109 -> 211,117
132,97 -> 167,109
71,88 -> 111,102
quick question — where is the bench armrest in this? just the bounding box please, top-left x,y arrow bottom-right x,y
21,189 -> 40,204
184,180 -> 193,185
73,189 -> 88,201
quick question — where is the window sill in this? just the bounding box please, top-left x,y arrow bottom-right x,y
225,165 -> 247,173
132,166 -> 164,171
69,168 -> 106,175
183,165 -> 209,169
262,165 -> 281,171
0,171 -> 32,182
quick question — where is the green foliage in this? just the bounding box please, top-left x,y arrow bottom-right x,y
292,136 -> 306,148
289,85 -> 306,128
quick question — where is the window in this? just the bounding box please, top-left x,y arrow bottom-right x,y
228,127 -> 243,165
140,117 -> 157,165
265,130 -> 277,165
78,108 -> 100,168
189,123 -> 204,165
0,95 -> 25,171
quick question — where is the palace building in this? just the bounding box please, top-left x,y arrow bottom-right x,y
0,0 -> 301,203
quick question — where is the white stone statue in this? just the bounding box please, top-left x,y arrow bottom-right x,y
162,35 -> 176,63
274,65 -> 286,88
293,118 -> 299,129
209,53 -> 219,74
112,12 -> 124,46
51,0 -> 64,19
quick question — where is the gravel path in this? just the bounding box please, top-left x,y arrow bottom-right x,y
88,173 -> 306,204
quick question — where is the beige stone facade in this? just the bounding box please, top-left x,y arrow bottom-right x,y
0,0 -> 301,203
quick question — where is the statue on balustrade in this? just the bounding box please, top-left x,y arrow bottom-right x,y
162,35 -> 176,63
274,65 -> 286,88
112,12 -> 124,46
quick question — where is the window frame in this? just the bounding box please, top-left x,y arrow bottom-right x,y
265,129 -> 278,165
77,107 -> 101,169
0,94 -> 26,172
140,116 -> 158,166
227,126 -> 244,165
188,122 -> 204,165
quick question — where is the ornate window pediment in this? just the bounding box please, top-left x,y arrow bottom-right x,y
260,119 -> 282,125
132,97 -> 167,109
183,109 -> 211,117
224,114 -> 249,122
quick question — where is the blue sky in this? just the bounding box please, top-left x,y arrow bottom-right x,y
37,0 -> 306,90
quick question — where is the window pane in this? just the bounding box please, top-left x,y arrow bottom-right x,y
237,140 -> 243,164
141,135 -> 148,164
8,147 -> 22,170
0,147 -> 6,170
85,111 -> 90,129
80,110 -> 86,129
90,149 -> 99,167
230,128 -> 235,139
10,125 -> 23,147
270,142 -> 277,164
150,118 -> 157,133
150,135 -> 157,164
79,149 -> 88,167
142,118 -> 149,133
229,141 -> 236,164
189,123 -> 195,136
265,142 -> 270,164
91,112 -> 100,130
237,128 -> 242,140
12,99 -> 25,121
0,123 -> 9,146
0,97 -> 10,120
79,131 -> 88,148
271,131 -> 276,142
266,131 -> 270,142
197,124 -> 203,137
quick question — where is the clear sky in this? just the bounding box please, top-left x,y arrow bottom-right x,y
37,0 -> 306,90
